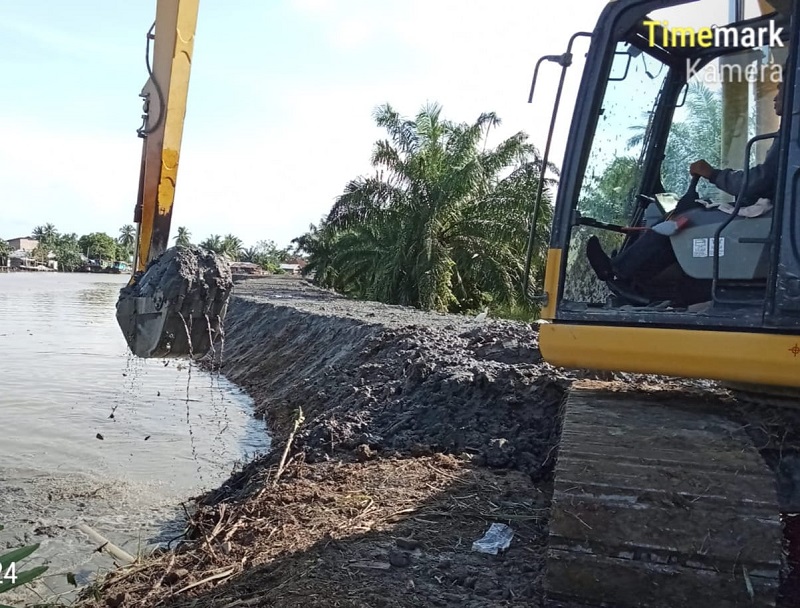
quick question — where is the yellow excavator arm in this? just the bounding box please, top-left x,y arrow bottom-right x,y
116,0 -> 232,360
133,0 -> 199,271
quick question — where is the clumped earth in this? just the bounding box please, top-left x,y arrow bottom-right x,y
116,246 -> 232,358
74,276 -> 726,608
118,246 -> 232,303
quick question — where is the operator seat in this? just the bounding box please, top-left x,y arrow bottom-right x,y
669,207 -> 772,281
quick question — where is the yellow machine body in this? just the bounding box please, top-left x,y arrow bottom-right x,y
535,0 -> 800,390
133,0 -> 199,273
539,249 -> 800,389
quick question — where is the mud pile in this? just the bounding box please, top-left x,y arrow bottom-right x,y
75,276 -> 698,608
206,278 -> 575,491
116,247 -> 232,358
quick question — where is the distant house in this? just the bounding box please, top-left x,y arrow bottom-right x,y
230,261 -> 264,276
280,258 -> 307,275
6,237 -> 39,252
279,263 -> 302,275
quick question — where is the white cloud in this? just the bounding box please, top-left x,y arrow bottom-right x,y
2,0 -> 611,249
0,119 -> 141,239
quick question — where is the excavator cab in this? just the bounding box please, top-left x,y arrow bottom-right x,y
532,0 -> 800,388
527,2 -> 800,606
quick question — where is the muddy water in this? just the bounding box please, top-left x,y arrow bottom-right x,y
0,273 -> 268,602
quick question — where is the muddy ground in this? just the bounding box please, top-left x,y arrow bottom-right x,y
70,276 -> 733,608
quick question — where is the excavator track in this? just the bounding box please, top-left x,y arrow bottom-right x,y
545,383 -> 785,607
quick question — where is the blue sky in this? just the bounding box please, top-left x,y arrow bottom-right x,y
1,0 -> 615,248
3,0 -> 763,249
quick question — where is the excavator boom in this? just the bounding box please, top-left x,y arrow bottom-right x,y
132,0 -> 198,270
116,0 -> 232,359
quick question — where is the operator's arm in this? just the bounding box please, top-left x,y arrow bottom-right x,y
690,139 -> 780,205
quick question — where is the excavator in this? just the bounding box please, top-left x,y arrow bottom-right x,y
118,0 -> 800,606
526,0 -> 800,605
114,0 -> 232,360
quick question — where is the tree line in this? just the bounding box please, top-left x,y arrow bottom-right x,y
0,224 -> 133,272
1,224 -> 294,273
173,228 -> 293,273
4,86 -> 721,316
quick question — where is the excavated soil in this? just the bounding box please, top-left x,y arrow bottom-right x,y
118,246 -> 232,303
73,276 -> 733,608
116,246 -> 233,358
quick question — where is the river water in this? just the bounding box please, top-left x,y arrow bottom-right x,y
0,273 -> 268,603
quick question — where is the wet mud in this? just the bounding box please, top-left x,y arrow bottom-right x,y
72,276 -> 762,608
116,247 -> 232,358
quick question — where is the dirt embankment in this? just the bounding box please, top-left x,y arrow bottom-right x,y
73,276 -> 670,608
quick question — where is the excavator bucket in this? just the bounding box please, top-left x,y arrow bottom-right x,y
116,246 -> 233,359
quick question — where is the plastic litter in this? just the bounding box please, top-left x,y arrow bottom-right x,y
471,523 -> 514,555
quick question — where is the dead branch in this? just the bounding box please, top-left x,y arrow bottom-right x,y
273,407 -> 305,486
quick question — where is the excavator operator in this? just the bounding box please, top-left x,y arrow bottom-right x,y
586,72 -> 784,306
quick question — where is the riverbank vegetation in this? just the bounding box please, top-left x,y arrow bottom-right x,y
2,224 -> 296,274
292,102 -> 556,316
176,231 -> 294,274
5,102 -> 557,317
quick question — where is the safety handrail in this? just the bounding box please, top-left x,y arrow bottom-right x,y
522,31 -> 592,299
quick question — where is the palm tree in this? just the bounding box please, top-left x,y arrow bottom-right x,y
293,221 -> 340,286
627,82 -> 724,197
221,234 -> 243,261
305,102 -> 556,313
117,224 -> 135,260
240,247 -> 259,263
174,226 -> 192,247
199,234 -> 223,253
32,223 -> 58,246
118,224 -> 135,248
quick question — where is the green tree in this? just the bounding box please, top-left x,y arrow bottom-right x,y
252,239 -> 289,272
0,239 -> 11,266
579,155 -> 642,225
293,221 -> 339,285
78,232 -> 117,261
174,226 -> 192,247
199,234 -> 223,253
30,223 -> 60,265
53,233 -> 82,271
115,242 -> 131,261
301,102 -> 555,313
118,224 -> 135,249
32,223 -> 58,247
117,224 -> 135,260
221,234 -> 243,260
240,247 -> 259,263
31,244 -> 50,265
628,82 -> 724,197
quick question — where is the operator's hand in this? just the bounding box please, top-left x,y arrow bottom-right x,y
689,159 -> 714,179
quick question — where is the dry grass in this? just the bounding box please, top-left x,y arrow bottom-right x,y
76,455 -> 550,608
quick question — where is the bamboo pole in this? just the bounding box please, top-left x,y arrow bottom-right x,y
76,523 -> 137,565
